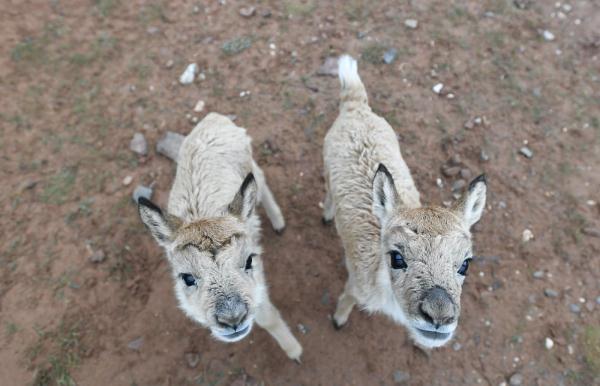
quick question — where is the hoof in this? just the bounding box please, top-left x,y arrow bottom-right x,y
294,358 -> 302,365
274,226 -> 286,235
322,217 -> 333,226
332,318 -> 344,331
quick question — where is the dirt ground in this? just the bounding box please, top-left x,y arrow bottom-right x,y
1,0 -> 600,385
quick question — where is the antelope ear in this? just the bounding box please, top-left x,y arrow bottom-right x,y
372,164 -> 399,226
455,174 -> 487,228
229,173 -> 258,220
138,197 -> 180,247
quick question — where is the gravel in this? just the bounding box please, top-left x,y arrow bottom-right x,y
404,19 -> 418,29
544,288 -> 559,298
128,337 -> 144,350
179,63 -> 198,85
393,370 -> 410,383
519,146 -> 533,159
185,352 -> 200,368
383,48 -> 398,64
156,131 -> 185,162
132,185 -> 153,203
317,57 -> 338,77
569,304 -> 581,314
129,132 -> 148,155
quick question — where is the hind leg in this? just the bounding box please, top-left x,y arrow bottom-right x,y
252,162 -> 285,233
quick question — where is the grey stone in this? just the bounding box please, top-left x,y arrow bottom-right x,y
297,323 -> 309,334
596,296 -> 600,305
156,131 -> 185,162
460,168 -> 472,179
393,370 -> 410,383
132,185 -> 153,203
129,132 -> 148,156
239,6 -> 256,17
569,304 -> 581,314
179,63 -> 198,84
185,352 -> 200,368
582,228 -> 600,238
452,179 -> 467,191
509,373 -> 523,386
128,337 -> 144,350
480,149 -> 490,162
320,290 -> 331,305
544,289 -> 559,298
404,19 -> 418,29
89,250 -> 106,263
442,166 -> 461,177
383,48 -> 398,64
452,342 -> 462,351
533,271 -> 544,279
317,57 -> 338,77
519,146 -> 533,159
585,302 -> 595,312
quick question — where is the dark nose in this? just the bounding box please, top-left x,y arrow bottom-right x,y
215,296 -> 248,330
419,286 -> 456,329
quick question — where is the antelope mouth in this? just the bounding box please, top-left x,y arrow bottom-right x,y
213,322 -> 252,342
416,328 -> 451,341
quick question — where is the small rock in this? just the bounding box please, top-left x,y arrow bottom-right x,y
464,119 -> 475,130
261,9 -> 272,18
545,337 -> 554,350
404,19 -> 419,29
509,373 -> 523,386
452,179 -> 467,191
562,4 -> 572,12
442,166 -> 461,177
194,100 -> 205,112
393,370 -> 410,383
436,178 -> 444,188
297,323 -> 309,334
522,229 -> 534,242
582,228 -> 600,238
542,30 -> 555,41
89,249 -> 106,263
146,26 -> 160,35
239,6 -> 256,17
452,342 -> 462,351
460,168 -> 472,179
129,132 -> 148,156
165,59 -> 174,69
317,57 -> 338,77
569,304 -> 581,314
533,270 -> 544,279
544,288 -> 559,298
480,149 -> 490,162
122,176 -> 133,186
585,301 -> 595,312
519,146 -> 533,159
156,131 -> 185,162
128,337 -> 144,351
383,48 -> 398,64
432,83 -> 444,94
19,179 -> 37,192
185,352 -> 200,368
133,185 -> 153,203
532,87 -> 542,98
179,63 -> 198,85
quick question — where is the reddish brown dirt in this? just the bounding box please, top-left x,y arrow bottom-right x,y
1,1 -> 599,385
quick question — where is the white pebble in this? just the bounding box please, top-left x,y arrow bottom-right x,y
194,100 -> 205,112
522,229 -> 534,242
179,63 -> 198,85
122,176 -> 133,186
432,83 -> 444,94
543,30 -> 555,41
404,19 -> 419,29
545,337 -> 554,350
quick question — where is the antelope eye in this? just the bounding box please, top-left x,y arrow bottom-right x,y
458,258 -> 472,276
245,254 -> 255,271
390,251 -> 408,270
181,273 -> 196,287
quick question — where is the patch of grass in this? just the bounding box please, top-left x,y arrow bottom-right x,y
139,1 -> 169,24
583,326 -> 600,376
95,0 -> 119,18
5,322 -> 19,337
11,38 -> 46,64
30,320 -> 83,386
361,43 -> 386,64
41,168 -> 77,205
345,0 -> 371,21
284,0 -> 316,17
221,36 -> 253,56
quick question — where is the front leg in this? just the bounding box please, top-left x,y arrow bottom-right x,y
255,298 -> 302,362
322,177 -> 335,225
252,162 -> 285,233
333,279 -> 357,329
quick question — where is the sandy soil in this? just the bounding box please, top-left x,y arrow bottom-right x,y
1,1 -> 599,385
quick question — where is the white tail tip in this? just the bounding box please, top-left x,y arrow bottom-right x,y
338,55 -> 360,89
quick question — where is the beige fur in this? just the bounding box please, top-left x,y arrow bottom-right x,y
323,56 -> 487,348
138,113 -> 301,361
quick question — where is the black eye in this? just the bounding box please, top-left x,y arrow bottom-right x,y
390,251 -> 408,270
245,254 -> 255,271
458,258 -> 472,276
181,273 -> 196,287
